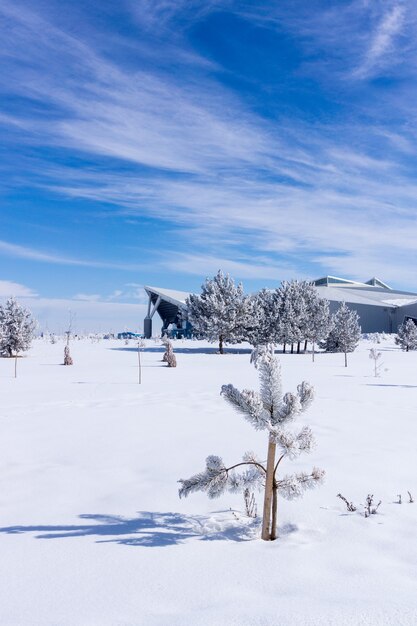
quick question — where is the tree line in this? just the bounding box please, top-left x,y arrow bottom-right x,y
186,270 -> 361,364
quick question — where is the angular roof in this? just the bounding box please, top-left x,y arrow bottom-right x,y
365,277 -> 391,289
144,279 -> 417,313
144,285 -> 190,308
313,275 -> 392,289
315,285 -> 417,309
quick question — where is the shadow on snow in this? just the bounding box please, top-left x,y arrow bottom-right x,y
110,347 -> 253,355
0,511 -> 261,547
364,383 -> 417,389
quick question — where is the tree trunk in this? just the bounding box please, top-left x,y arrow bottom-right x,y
219,335 -> 224,355
304,340 -> 308,352
283,343 -> 286,354
290,344 -> 294,354
344,351 -> 348,367
297,342 -> 300,354
312,342 -> 315,362
270,483 -> 278,540
261,438 -> 276,541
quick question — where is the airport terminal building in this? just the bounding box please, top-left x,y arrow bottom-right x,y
143,277 -> 417,337
313,276 -> 417,333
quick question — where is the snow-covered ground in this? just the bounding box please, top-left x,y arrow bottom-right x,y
1,336 -> 416,625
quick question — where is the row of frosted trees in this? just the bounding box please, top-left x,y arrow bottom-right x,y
187,271 -> 360,363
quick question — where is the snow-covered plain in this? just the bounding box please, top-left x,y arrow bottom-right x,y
1,337 -> 416,625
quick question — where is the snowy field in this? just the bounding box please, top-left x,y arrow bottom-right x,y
1,336 -> 417,625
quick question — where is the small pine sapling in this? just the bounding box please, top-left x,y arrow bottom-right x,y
161,338 -> 170,362
63,311 -> 75,365
167,349 -> 177,368
162,339 -> 177,367
178,348 -> 324,541
369,348 -> 383,377
63,345 -> 73,365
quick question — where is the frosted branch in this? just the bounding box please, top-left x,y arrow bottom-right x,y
221,384 -> 269,430
271,425 -> 315,458
178,455 -> 229,499
277,467 -> 325,500
273,391 -> 302,424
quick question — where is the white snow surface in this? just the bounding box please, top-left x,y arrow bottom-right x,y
1,337 -> 417,625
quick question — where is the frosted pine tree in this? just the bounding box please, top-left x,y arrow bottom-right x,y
0,297 -> 36,357
322,302 -> 361,367
178,348 -> 324,541
246,288 -> 281,347
186,270 -> 251,354
304,291 -> 332,361
395,318 -> 417,352
277,281 -> 311,353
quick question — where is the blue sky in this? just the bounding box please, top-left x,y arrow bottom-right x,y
1,0 -> 417,331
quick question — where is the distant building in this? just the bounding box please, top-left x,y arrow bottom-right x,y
313,276 -> 417,333
143,286 -> 191,338
143,277 -> 417,338
117,331 -> 142,339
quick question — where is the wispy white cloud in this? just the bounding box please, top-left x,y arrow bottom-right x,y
73,293 -> 101,302
0,280 -> 38,298
163,252 -> 302,280
2,1 -> 417,291
0,240 -> 148,272
353,4 -> 405,78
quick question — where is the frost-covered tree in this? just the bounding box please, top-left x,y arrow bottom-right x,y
369,348 -> 383,377
304,292 -> 332,362
395,318 -> 417,352
0,297 -> 36,358
246,288 -> 281,347
276,281 -> 300,352
178,348 -> 324,541
321,302 -> 361,367
186,270 -> 251,354
63,345 -> 73,365
277,280 -> 317,353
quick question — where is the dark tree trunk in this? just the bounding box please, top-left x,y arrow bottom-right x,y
304,340 -> 308,352
297,342 -> 300,354
219,334 -> 224,355
290,343 -> 294,354
283,343 -> 286,354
